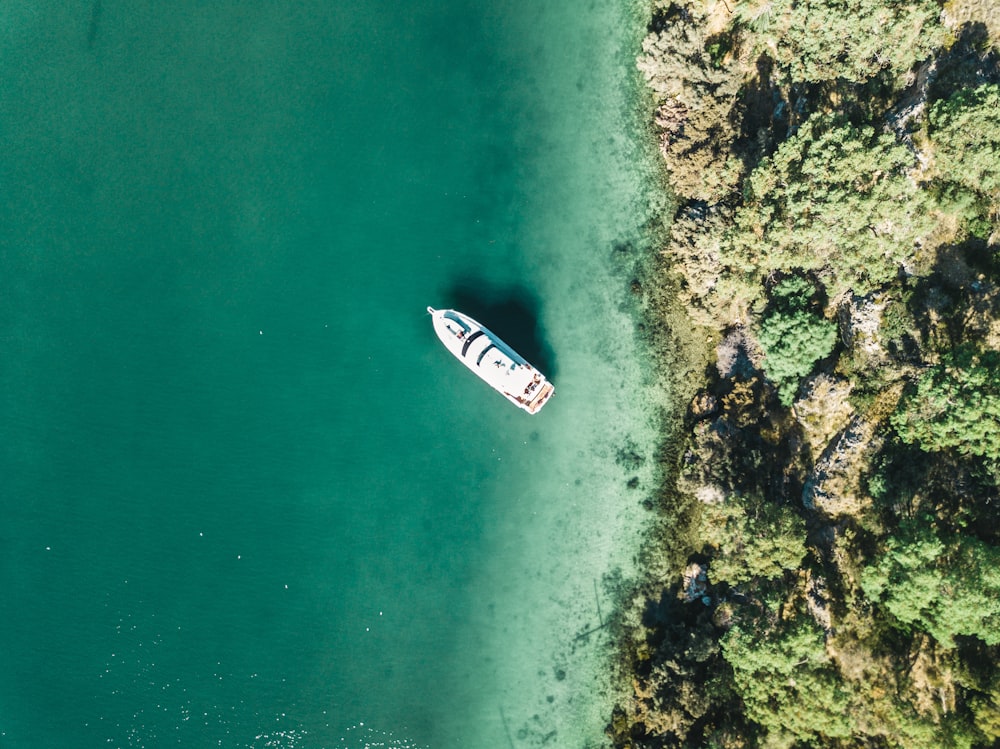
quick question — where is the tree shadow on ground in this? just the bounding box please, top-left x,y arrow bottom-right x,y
443,278 -> 557,379
906,237 -> 997,348
927,21 -> 1000,104
733,54 -> 789,174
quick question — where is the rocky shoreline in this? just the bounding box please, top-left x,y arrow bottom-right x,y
610,1 -> 1000,747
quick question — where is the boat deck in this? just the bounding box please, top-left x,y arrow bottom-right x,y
429,306 -> 555,414
522,381 -> 555,414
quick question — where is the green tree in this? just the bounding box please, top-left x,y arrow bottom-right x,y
756,277 -> 837,405
730,114 -> 936,300
861,520 -> 1000,647
891,349 -> 1000,460
723,616 -> 854,742
701,497 -> 807,585
733,0 -> 944,84
928,84 -> 1000,200
968,676 -> 1000,744
725,607 -> 982,747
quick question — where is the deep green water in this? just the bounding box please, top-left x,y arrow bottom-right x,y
0,1 -> 668,747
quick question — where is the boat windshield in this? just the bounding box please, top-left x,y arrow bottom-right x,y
443,311 -> 471,333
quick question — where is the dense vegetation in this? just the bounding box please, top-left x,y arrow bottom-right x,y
612,1 -> 1000,747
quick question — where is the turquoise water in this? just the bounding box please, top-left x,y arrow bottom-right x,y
0,1 -> 665,747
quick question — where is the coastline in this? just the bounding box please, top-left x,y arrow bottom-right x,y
427,2 -> 718,747
610,1 -> 1000,747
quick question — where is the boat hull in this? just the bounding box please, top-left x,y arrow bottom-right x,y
427,307 -> 555,414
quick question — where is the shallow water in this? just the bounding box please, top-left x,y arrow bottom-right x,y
0,1 -> 667,747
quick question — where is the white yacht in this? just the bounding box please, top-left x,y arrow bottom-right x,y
427,307 -> 555,414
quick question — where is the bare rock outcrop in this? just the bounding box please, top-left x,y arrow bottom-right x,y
802,385 -> 904,517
